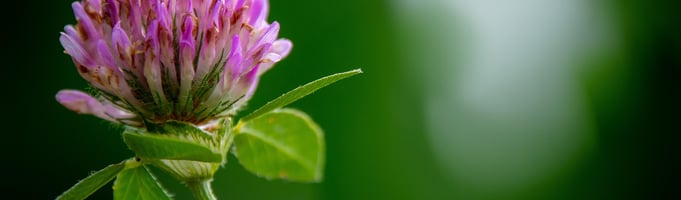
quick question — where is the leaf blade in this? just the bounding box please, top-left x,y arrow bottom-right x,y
113,164 -> 171,200
123,132 -> 222,162
57,162 -> 126,200
233,109 -> 325,182
241,69 -> 362,121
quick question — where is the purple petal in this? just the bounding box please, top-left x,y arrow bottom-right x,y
231,64 -> 261,108
242,64 -> 261,98
127,0 -> 145,42
251,22 -> 279,50
111,22 -> 135,73
60,33 -> 94,67
85,0 -> 101,12
64,25 -> 79,38
245,43 -> 271,69
56,90 -> 136,124
237,0 -> 247,8
178,16 -> 196,107
226,35 -> 244,80
72,2 -> 100,41
56,90 -> 100,114
248,0 -> 269,27
145,20 -> 161,58
144,19 -> 160,60
258,39 -> 292,75
155,2 -> 172,34
209,1 -> 223,30
261,53 -> 282,64
196,0 -> 212,32
56,90 -> 114,122
102,103 -> 136,121
111,22 -> 130,44
105,0 -> 119,24
155,3 -> 176,81
272,39 -> 293,58
112,22 -> 131,53
179,16 -> 196,64
144,20 -> 169,105
177,0 -> 193,14
96,40 -> 116,69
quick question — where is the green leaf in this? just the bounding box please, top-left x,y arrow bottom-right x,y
123,131 -> 222,162
113,162 -> 171,200
241,69 -> 362,121
233,109 -> 325,182
57,162 -> 125,200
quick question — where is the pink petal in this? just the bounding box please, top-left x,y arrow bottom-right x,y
56,90 -> 137,124
105,0 -> 119,24
72,2 -> 101,42
258,39 -> 292,75
60,33 -> 94,67
96,40 -> 116,69
252,22 -> 280,49
226,35 -> 244,81
248,0 -> 269,27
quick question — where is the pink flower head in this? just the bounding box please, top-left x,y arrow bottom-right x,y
57,0 -> 292,126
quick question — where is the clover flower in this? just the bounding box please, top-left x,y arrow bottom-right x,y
57,0 -> 292,127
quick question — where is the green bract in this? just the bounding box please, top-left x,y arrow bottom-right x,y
123,132 -> 223,163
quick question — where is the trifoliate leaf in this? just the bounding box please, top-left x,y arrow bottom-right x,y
233,109 -> 325,182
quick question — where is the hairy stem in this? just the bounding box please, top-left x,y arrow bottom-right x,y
186,179 -> 217,200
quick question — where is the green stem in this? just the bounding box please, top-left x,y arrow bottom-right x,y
186,179 -> 217,200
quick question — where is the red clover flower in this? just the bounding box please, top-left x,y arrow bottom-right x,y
57,0 -> 291,127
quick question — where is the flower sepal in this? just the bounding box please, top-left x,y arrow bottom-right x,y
122,118 -> 233,182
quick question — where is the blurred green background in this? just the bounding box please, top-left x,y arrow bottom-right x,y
2,0 -> 679,199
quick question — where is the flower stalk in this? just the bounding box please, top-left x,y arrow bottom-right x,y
186,179 -> 217,200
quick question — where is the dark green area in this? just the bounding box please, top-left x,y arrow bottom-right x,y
1,0 -> 678,199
